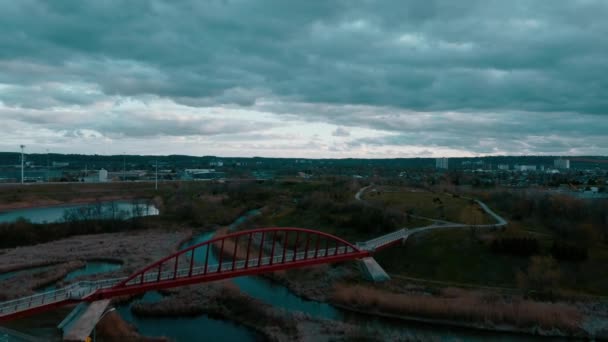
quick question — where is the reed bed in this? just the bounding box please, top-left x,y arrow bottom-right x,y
332,284 -> 583,333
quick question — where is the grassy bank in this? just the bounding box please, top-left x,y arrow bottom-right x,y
373,226 -> 608,295
331,284 -> 584,337
96,311 -> 170,342
130,282 -> 296,341
0,182 -> 162,211
375,228 -> 527,287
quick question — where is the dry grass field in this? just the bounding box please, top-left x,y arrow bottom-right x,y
332,284 -> 583,334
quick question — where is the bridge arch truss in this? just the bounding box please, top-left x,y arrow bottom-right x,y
92,227 -> 369,299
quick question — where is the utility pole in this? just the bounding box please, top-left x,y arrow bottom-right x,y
46,149 -> 50,182
20,145 -> 25,184
155,160 -> 158,191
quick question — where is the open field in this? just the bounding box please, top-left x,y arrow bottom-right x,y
374,226 -> 608,296
331,284 -> 585,336
363,186 -> 495,225
252,205 -> 416,243
375,229 -> 528,287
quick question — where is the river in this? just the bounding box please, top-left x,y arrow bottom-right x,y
0,200 -> 159,224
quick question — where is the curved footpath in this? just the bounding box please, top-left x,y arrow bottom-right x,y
355,185 -> 508,244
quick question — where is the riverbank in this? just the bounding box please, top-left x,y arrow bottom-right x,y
0,228 -> 191,299
127,281 -> 392,341
0,195 -> 144,213
95,311 -> 169,342
0,261 -> 85,300
0,181 -> 166,211
264,263 -> 608,340
331,284 -> 590,338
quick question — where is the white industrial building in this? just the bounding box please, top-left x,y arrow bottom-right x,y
99,169 -> 108,182
82,169 -> 109,183
497,164 -> 510,171
554,159 -> 570,169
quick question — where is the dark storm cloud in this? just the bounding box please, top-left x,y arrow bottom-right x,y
1,0 -> 607,113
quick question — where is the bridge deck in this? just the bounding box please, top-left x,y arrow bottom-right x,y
0,246 -> 363,320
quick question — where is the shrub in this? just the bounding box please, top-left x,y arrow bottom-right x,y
550,242 -> 588,262
490,237 -> 540,257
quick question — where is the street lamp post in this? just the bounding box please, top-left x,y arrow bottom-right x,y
46,149 -> 50,182
20,145 -> 25,184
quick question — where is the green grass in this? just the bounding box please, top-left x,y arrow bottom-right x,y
373,227 -> 608,296
559,246 -> 608,296
364,189 -> 495,225
375,229 -> 527,287
254,206 -> 376,243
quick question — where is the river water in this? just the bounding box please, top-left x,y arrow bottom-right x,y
0,201 -> 159,224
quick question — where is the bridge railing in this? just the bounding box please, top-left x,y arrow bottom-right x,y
122,245 -> 356,286
0,277 -> 125,317
359,228 -> 407,251
1,228 -> 370,318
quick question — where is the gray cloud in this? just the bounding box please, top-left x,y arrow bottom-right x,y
332,127 -> 350,137
1,0 -> 607,113
0,0 -> 607,156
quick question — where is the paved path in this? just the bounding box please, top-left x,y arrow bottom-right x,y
354,185 -> 508,252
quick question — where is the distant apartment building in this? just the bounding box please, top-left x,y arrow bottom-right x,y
497,164 -> 510,171
99,169 -> 108,182
209,160 -> 223,167
52,161 -> 69,168
515,165 -> 536,172
435,158 -> 449,169
554,159 -> 570,169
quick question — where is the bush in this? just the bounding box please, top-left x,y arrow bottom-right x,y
0,217 -> 146,248
490,237 -> 540,257
550,242 -> 588,262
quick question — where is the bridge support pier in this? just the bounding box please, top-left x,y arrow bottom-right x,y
358,257 -> 391,282
60,299 -> 111,341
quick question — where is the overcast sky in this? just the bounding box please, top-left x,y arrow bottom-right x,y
1,0 -> 607,158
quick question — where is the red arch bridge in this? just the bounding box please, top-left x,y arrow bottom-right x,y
0,227 -> 407,322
